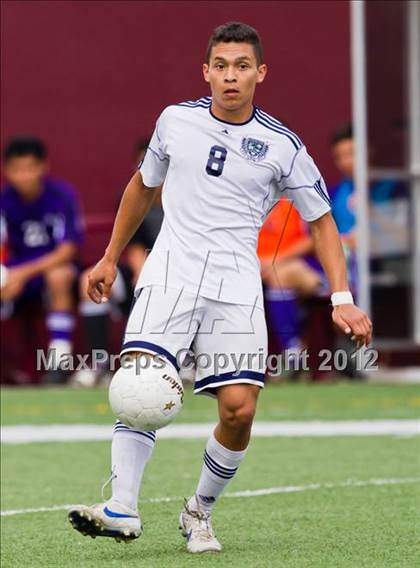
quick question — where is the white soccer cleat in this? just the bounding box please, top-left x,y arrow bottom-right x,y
68,501 -> 141,542
179,497 -> 222,553
69,368 -> 112,388
69,368 -> 98,388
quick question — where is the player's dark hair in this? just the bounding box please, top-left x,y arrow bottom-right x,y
3,135 -> 47,162
331,123 -> 353,146
205,22 -> 264,66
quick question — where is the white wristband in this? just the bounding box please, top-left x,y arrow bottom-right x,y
331,291 -> 354,306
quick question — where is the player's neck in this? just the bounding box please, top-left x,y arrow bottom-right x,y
210,100 -> 254,124
17,182 -> 43,202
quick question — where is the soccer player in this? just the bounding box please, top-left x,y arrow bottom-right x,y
69,22 -> 372,553
1,136 -> 83,382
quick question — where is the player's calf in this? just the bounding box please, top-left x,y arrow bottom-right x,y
45,264 -> 76,310
181,384 -> 259,550
43,264 -> 77,380
69,405 -> 156,543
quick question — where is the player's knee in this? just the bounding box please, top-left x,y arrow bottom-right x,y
220,400 -> 256,430
45,264 -> 75,292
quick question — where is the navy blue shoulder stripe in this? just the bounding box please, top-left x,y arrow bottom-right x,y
177,103 -> 210,110
176,103 -> 211,109
256,109 -> 303,147
255,114 -> 301,150
176,96 -> 211,108
182,96 -> 211,104
255,110 -> 302,149
314,179 -> 332,206
178,100 -> 211,106
256,108 -> 302,136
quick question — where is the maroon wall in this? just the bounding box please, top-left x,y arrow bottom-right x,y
366,1 -> 407,168
1,0 -> 350,218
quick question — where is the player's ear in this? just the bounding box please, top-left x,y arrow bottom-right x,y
203,63 -> 210,83
256,64 -> 267,84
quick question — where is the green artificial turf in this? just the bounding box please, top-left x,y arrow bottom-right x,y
2,382 -> 420,425
1,383 -> 420,567
1,437 -> 420,568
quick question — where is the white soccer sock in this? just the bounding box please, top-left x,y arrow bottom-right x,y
188,433 -> 248,513
110,423 -> 156,512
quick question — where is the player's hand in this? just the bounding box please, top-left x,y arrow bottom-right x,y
87,257 -> 117,304
0,266 -> 28,301
332,304 -> 373,348
260,259 -> 273,282
260,259 -> 285,283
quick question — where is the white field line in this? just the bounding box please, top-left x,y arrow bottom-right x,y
2,477 -> 419,518
2,420 -> 420,444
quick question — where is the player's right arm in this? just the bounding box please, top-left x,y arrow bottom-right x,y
88,171 -> 158,303
88,109 -> 170,303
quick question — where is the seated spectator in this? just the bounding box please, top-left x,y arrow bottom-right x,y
329,123 -> 359,294
72,138 -> 164,386
304,122 -> 398,381
258,197 -> 320,359
329,122 -> 403,293
0,135 -> 83,383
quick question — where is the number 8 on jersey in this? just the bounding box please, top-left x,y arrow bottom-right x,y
206,145 -> 227,177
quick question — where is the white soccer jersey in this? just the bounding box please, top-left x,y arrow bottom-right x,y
138,96 -> 331,307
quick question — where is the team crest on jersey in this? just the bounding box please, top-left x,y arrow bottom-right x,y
240,137 -> 268,162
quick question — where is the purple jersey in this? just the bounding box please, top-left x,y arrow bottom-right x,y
1,177 -> 83,263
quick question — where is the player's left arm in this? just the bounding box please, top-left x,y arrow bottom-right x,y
309,211 -> 372,346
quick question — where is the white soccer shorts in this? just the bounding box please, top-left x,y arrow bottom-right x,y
120,286 -> 267,396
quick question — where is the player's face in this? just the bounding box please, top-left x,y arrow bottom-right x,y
203,42 -> 267,115
4,156 -> 47,197
332,139 -> 354,178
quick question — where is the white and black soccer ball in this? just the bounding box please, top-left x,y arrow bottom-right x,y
108,361 -> 183,431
